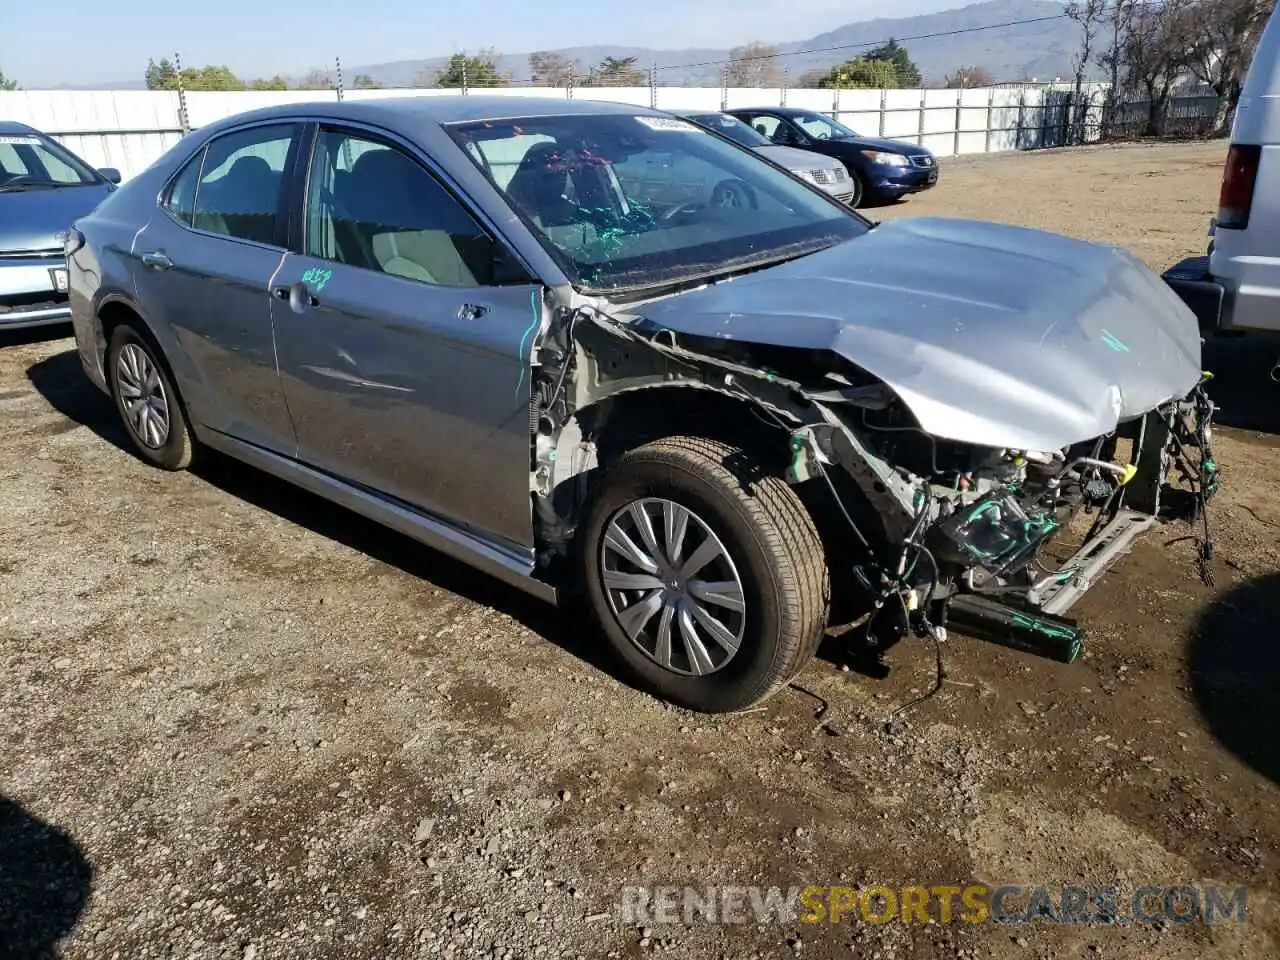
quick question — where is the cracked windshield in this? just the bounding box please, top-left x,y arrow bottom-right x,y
447,114 -> 866,293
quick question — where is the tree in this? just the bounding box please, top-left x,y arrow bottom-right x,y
591,56 -> 646,86
352,74 -> 383,89
1121,0 -> 1194,135
144,60 -> 247,91
1067,0 -> 1109,142
812,57 -> 899,89
865,39 -> 921,87
725,42 -> 781,87
250,76 -> 289,90
944,65 -> 995,87
295,69 -> 332,90
1097,0 -> 1138,134
0,69 -> 17,91
529,51 -> 578,87
1182,0 -> 1275,134
794,68 -> 830,88
430,49 -> 508,88
145,57 -> 178,90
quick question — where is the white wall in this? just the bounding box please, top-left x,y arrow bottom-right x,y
0,84 -> 1107,181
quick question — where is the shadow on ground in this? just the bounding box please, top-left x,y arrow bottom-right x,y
1201,339 -> 1280,435
0,796 -> 93,959
0,326 -> 72,353
1187,571 -> 1280,786
26,348 -> 636,687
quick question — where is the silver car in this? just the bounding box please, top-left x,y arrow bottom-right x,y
68,96 -> 1219,714
672,110 -> 857,205
1,121 -> 120,331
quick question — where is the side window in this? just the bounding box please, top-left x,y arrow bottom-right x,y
189,124 -> 294,245
163,148 -> 205,226
0,142 -> 33,180
749,115 -> 781,140
305,129 -> 495,288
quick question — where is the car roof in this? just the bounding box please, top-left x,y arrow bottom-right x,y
726,106 -> 810,116
0,120 -> 39,135
200,95 -> 666,133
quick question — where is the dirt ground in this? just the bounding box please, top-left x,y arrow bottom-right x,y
2,139 -> 1278,960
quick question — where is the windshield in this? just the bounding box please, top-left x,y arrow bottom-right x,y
0,133 -> 98,190
447,113 -> 865,295
684,113 -> 771,149
791,113 -> 860,141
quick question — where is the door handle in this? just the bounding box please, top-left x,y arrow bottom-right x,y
457,303 -> 489,321
140,251 -> 172,270
274,284 -> 318,309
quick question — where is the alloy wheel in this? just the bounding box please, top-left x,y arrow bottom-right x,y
116,343 -> 170,449
599,497 -> 747,677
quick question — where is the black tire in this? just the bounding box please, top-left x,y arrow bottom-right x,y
106,323 -> 194,471
848,170 -> 867,209
710,178 -> 758,211
580,436 -> 830,713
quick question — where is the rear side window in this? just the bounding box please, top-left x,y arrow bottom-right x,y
180,124 -> 295,246
164,148 -> 204,226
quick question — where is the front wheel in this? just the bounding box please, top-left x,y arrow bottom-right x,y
580,436 -> 830,713
709,178 -> 757,211
847,170 -> 866,209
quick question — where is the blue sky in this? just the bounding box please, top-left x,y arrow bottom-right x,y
2,0 -> 969,87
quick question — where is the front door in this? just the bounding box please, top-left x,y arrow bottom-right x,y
131,121 -> 301,453
272,125 -> 545,552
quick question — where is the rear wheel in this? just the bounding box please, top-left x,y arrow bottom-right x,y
106,323 -> 194,471
580,436 -> 830,713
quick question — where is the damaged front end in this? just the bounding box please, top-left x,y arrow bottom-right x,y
788,375 -> 1219,662
525,285 -> 1220,671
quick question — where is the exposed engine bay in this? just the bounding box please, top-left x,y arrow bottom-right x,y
521,287 -> 1220,677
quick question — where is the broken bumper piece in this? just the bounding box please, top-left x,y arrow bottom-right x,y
936,379 -> 1218,661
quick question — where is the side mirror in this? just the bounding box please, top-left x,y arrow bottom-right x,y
98,167 -> 122,184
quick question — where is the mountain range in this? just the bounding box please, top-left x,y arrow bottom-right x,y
75,0 -> 1091,91
330,0 -> 1088,88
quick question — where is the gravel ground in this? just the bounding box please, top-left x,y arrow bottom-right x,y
2,139 -> 1278,960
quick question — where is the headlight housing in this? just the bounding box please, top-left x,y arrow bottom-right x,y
862,150 -> 910,167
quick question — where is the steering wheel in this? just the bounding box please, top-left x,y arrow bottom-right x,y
659,200 -> 705,222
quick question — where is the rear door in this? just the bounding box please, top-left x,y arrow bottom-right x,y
131,121 -> 301,453
271,123 -> 546,552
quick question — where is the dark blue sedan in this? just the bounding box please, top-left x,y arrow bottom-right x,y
725,106 -> 937,208
0,121 -> 120,332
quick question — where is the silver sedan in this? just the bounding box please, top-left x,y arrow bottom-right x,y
67,96 -> 1216,714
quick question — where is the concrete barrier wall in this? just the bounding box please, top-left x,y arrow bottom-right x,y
0,83 -> 1107,181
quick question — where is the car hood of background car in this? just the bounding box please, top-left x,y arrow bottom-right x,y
631,216 -> 1203,452
753,144 -> 845,172
829,134 -> 927,155
0,184 -> 113,253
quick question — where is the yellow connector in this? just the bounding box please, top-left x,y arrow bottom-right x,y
1119,463 -> 1138,486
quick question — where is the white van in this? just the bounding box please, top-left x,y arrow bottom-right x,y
1163,6 -> 1280,378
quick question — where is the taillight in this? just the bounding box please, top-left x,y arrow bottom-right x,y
1217,143 -> 1261,230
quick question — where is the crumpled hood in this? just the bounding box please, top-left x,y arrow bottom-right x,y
633,216 -> 1204,451
0,184 -> 113,254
